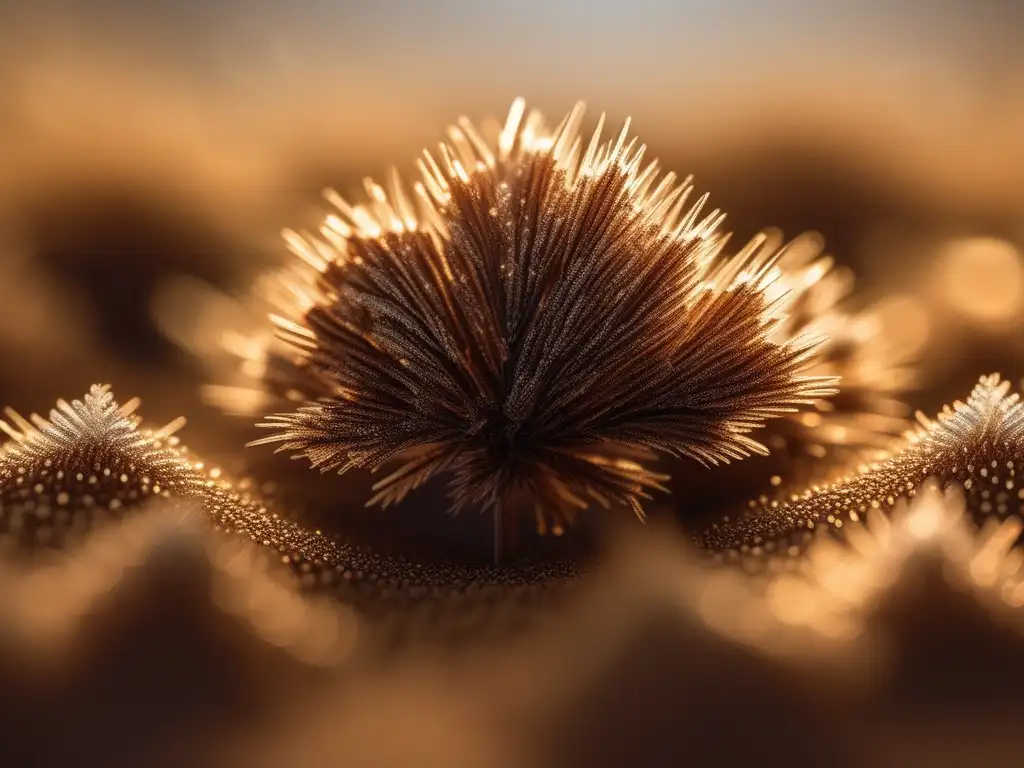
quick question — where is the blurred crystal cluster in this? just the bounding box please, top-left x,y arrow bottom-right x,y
2,1 -> 1024,765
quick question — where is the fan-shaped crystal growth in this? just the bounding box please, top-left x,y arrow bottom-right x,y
251,100 -> 836,531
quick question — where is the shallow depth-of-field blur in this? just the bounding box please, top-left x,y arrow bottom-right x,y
1,3 -> 1024,766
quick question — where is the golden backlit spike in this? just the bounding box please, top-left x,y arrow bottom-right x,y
310,237 -> 339,270
350,207 -> 383,238
0,418 -> 23,442
749,251 -> 789,290
580,112 -> 607,174
415,159 -> 448,206
54,399 -> 83,432
419,150 -> 451,198
118,397 -> 142,419
320,225 -> 350,254
589,143 -> 609,175
519,108 -> 548,151
745,236 -> 782,274
322,189 -> 359,225
280,280 -> 316,316
751,267 -> 785,303
455,116 -> 496,169
444,125 -> 469,168
550,101 -> 586,166
641,169 -> 677,212
665,186 -> 698,239
269,316 -> 317,355
677,191 -> 711,235
270,314 -> 316,340
153,416 -> 187,441
642,180 -> 692,234
363,178 -> 386,204
690,231 -> 730,273
3,406 -> 37,438
447,151 -> 471,185
387,167 -> 418,230
561,137 -> 583,183
706,236 -> 765,288
616,139 -> 642,179
626,137 -> 647,168
323,210 -> 353,239
413,182 -> 449,236
697,236 -> 732,275
609,117 -> 632,164
283,229 -> 330,273
362,178 -> 401,231
497,97 -> 526,160
629,159 -> 661,200
693,209 -> 727,241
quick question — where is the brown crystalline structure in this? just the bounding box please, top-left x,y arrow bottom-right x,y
158,103 -> 923,548
665,229 -> 918,519
163,100 -> 835,537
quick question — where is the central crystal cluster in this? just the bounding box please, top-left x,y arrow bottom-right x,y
241,99 -> 835,529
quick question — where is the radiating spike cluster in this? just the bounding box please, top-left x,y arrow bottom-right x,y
240,99 -> 835,529
754,229 -> 915,459
665,231 -> 918,519
699,374 -> 1024,563
0,385 -> 202,549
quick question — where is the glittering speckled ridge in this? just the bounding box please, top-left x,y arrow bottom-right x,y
0,386 -> 580,642
700,374 -> 1024,567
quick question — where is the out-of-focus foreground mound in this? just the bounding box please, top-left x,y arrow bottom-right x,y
3,384 -> 1024,766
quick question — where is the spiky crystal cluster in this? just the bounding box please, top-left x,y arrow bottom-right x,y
746,230 -> 915,461
225,100 -> 834,530
700,375 -> 1024,564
